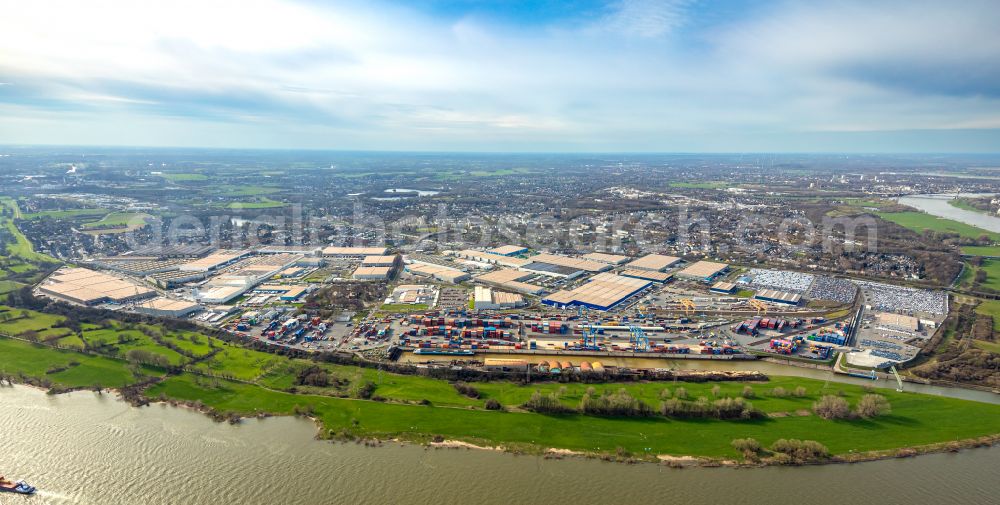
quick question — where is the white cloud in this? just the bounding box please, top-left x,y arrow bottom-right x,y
0,0 -> 998,151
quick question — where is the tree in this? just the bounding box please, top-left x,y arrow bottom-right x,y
855,394 -> 891,418
741,385 -> 755,398
813,395 -> 851,420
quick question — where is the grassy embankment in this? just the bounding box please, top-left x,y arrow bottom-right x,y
875,211 -> 1000,242
2,306 -> 1000,461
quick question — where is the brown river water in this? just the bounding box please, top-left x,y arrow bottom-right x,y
2,384 -> 999,505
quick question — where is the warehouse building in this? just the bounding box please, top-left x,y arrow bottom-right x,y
527,253 -> 612,273
39,267 -> 157,306
405,263 -> 471,283
676,260 -> 729,282
474,286 -> 526,310
542,273 -> 652,311
710,281 -> 738,294
388,284 -> 438,306
133,297 -> 202,318
475,269 -> 545,295
258,245 -> 323,256
483,358 -> 530,372
520,261 -> 585,279
753,289 -> 802,306
178,250 -> 251,272
454,249 -> 531,268
486,245 -> 528,257
874,312 -> 921,334
624,254 -> 681,272
194,284 -> 248,305
254,284 -> 308,301
361,255 -> 401,268
322,246 -> 388,258
352,266 -> 393,281
581,252 -> 630,265
620,269 -> 673,283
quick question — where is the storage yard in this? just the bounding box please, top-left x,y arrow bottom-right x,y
42,242 -> 952,374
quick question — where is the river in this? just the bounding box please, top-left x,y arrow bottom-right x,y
898,193 -> 1000,233
2,385 -> 999,505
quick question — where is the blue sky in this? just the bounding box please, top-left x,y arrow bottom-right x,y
1,0 -> 999,152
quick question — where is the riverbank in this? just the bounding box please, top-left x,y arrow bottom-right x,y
4,332 -> 1000,467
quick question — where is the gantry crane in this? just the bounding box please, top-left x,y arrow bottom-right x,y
628,325 -> 649,352
749,299 -> 768,315
679,299 -> 696,316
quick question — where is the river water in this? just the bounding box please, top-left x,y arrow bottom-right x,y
898,193 -> 1000,233
2,385 -> 999,505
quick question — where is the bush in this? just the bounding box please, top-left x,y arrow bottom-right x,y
771,387 -> 788,398
731,438 -> 762,456
674,387 -> 687,400
349,380 -> 376,400
521,391 -> 575,414
813,395 -> 851,419
484,398 -> 502,410
711,385 -> 721,397
770,439 -> 829,462
580,388 -> 653,417
741,385 -> 755,398
453,382 -> 480,399
660,388 -> 672,399
793,386 -> 807,397
659,397 -> 762,420
855,394 -> 891,418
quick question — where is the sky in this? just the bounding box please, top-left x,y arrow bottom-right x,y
1,0 -> 999,152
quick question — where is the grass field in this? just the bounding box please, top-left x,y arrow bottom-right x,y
149,372 -> 1000,459
961,245 -> 1000,257
876,211 -> 1000,241
80,212 -> 151,231
160,173 -> 209,182
218,197 -> 287,209
0,198 -> 57,263
20,208 -> 108,220
218,186 -> 282,197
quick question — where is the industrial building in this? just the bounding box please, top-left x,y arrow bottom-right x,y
520,261 -> 586,279
258,245 -> 323,256
475,269 -> 545,295
753,289 -> 802,305
133,297 -> 201,318
454,249 -> 531,268
405,263 -> 471,283
39,267 -> 157,306
483,358 -> 530,372
486,245 -> 528,257
710,281 -> 738,294
322,246 -> 388,258
178,250 -> 251,272
527,253 -> 612,273
253,284 -> 308,301
361,255 -> 401,268
388,284 -> 438,306
620,269 -> 672,283
474,286 -> 526,310
624,254 -> 681,272
542,273 -> 652,311
874,312 -> 921,334
676,260 -> 729,281
352,266 -> 393,281
581,252 -> 630,265
89,258 -> 186,277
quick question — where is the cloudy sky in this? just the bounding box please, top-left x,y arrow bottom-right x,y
1,0 -> 999,152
